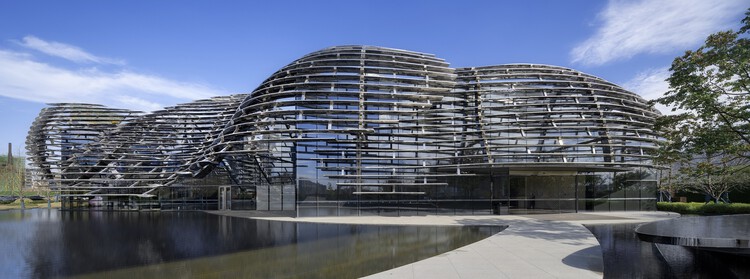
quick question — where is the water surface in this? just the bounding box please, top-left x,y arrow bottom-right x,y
0,209 -> 503,278
587,223 -> 750,278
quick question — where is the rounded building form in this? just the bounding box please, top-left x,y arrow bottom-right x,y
454,64 -> 659,169
27,46 -> 662,215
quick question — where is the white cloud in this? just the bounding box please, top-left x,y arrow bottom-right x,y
18,35 -> 125,65
0,37 -> 227,112
571,0 -> 746,66
623,66 -> 683,115
116,96 -> 165,112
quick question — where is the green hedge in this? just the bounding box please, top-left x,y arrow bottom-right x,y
657,202 -> 750,215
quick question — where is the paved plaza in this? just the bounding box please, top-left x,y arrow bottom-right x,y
212,211 -> 678,278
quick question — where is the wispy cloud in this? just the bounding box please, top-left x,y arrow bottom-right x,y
623,67 -> 682,115
116,96 -> 164,112
18,35 -> 125,65
571,0 -> 746,66
0,36 -> 227,112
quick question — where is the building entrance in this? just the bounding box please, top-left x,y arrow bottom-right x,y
504,175 -> 582,214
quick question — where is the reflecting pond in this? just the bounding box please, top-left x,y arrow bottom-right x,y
0,209 -> 503,278
586,223 -> 750,279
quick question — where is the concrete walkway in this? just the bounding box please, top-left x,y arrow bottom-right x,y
210,211 -> 678,279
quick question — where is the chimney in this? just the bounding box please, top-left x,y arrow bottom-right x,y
7,143 -> 12,169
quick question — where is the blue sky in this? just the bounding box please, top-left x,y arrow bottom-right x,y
0,0 -> 747,155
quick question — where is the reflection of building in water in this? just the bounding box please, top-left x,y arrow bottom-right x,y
26,46 -> 661,216
17,211 -> 499,278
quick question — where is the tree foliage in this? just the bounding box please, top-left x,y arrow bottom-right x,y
0,155 -> 25,195
653,10 -> 750,201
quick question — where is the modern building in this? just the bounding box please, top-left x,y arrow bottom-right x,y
26,46 -> 661,216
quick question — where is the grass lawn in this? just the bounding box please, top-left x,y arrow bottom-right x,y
657,202 -> 750,215
0,199 -> 61,210
0,189 -> 53,196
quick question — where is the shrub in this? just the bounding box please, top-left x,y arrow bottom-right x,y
657,202 -> 750,215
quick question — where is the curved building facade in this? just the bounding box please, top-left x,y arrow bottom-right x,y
27,46 -> 661,215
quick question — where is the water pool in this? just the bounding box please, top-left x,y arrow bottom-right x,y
0,209 -> 503,278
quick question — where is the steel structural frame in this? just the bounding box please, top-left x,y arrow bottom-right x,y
26,45 -> 661,201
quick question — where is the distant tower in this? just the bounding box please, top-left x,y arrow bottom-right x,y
7,143 -> 11,169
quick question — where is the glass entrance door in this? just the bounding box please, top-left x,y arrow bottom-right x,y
508,175 -> 577,214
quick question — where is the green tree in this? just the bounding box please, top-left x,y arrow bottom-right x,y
653,9 -> 750,202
